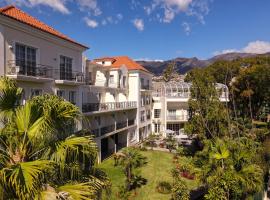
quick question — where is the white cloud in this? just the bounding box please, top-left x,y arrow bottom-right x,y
164,0 -> 193,11
243,41 -> 270,54
214,41 -> 270,55
4,0 -> 70,14
145,0 -> 211,24
134,58 -> 164,62
163,8 -> 175,23
116,13 -> 123,20
213,49 -> 239,56
84,17 -> 98,28
182,22 -> 191,35
133,18 -> 144,31
76,0 -> 101,16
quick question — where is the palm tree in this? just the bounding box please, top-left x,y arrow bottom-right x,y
118,147 -> 147,191
210,139 -> 230,169
0,78 -> 109,200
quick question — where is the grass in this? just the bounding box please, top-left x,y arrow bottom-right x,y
99,150 -> 198,200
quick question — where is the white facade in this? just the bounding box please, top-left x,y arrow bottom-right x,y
152,81 -> 229,137
0,6 -> 153,162
0,9 -> 87,111
85,59 -> 153,161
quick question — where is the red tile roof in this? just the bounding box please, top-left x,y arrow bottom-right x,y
93,56 -> 151,73
0,5 -> 88,49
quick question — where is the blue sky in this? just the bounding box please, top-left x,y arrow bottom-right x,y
1,0 -> 270,60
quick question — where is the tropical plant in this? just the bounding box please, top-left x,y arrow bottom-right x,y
171,178 -> 189,200
0,78 -> 109,200
118,147 -> 147,191
156,181 -> 172,194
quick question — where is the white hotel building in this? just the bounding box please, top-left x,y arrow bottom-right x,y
0,5 -> 228,161
0,5 -> 153,161
152,81 -> 229,137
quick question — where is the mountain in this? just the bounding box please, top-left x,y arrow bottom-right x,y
137,52 -> 270,75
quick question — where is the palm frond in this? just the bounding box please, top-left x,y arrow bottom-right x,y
57,182 -> 96,200
0,160 -> 53,200
50,136 -> 97,178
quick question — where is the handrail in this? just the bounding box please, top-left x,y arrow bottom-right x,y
82,101 -> 137,113
7,60 -> 84,82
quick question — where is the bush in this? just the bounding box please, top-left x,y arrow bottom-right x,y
156,181 -> 172,194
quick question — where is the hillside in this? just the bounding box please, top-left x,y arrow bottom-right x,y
137,52 -> 270,75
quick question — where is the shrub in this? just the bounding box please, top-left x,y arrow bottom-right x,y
156,181 -> 172,194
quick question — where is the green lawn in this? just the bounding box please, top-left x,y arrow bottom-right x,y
99,150 -> 198,200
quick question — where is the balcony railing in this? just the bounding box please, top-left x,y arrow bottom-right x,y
7,60 -> 53,78
7,60 -> 85,83
128,119 -> 135,126
141,85 -> 152,90
90,128 -> 100,137
92,118 -> 136,137
54,69 -> 84,83
82,101 -> 137,113
116,122 -> 127,130
100,125 -> 115,136
167,115 -> 189,121
166,93 -> 190,98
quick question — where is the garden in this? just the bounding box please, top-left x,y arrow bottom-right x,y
99,149 -> 199,200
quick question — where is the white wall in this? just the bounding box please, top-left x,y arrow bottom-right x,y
0,24 -> 5,76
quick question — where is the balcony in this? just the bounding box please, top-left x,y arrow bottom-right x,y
167,115 -> 189,121
6,60 -> 53,82
141,85 -> 152,90
54,70 -> 84,85
100,125 -> 115,136
128,119 -> 135,126
93,119 -> 136,138
116,121 -> 127,130
82,101 -> 137,113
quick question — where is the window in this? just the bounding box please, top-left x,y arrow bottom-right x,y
123,76 -> 126,87
168,110 -> 176,116
109,75 -> 114,84
146,110 -> 151,120
154,109 -> 161,118
57,90 -> 65,98
140,111 -> 145,122
96,93 -> 101,101
69,91 -> 76,105
60,55 -> 72,80
95,116 -> 101,126
15,43 -> 37,76
31,89 -> 42,98
140,78 -> 144,88
154,123 -> 160,133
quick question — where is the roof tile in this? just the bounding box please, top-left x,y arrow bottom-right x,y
0,5 -> 88,49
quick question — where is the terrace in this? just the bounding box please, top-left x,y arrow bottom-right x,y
82,101 -> 137,113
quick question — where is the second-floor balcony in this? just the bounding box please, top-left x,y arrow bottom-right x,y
167,114 -> 189,121
82,101 -> 137,113
7,60 -> 53,82
91,118 -> 136,138
141,84 -> 152,90
7,60 -> 84,84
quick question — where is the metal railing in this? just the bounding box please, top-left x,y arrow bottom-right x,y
116,122 -> 127,130
90,129 -> 100,137
128,119 -> 135,126
141,85 -> 152,90
82,101 -> 137,113
92,118 -> 136,137
7,60 -> 84,82
54,69 -> 84,82
100,125 -> 115,136
7,60 -> 53,78
166,93 -> 190,98
167,115 -> 189,121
